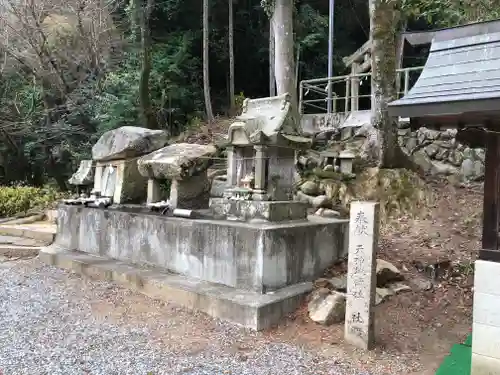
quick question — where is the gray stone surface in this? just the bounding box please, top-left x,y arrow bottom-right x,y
92,126 -> 168,162
68,160 -> 94,185
56,206 -> 348,294
0,259 -> 367,375
137,143 -> 217,180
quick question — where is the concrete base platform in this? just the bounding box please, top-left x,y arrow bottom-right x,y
39,245 -> 312,330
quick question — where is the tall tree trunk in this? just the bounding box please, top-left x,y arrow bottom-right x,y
203,0 -> 215,123
228,0 -> 235,115
269,21 -> 276,96
395,19 -> 407,97
272,0 -> 298,126
370,0 -> 407,168
137,0 -> 158,129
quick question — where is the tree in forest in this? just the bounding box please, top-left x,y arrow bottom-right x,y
228,0 -> 236,115
262,0 -> 298,125
402,0 -> 500,27
203,0 -> 215,122
368,0 -> 410,168
135,0 -> 159,129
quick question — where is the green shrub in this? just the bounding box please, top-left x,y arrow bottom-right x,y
0,186 -> 62,217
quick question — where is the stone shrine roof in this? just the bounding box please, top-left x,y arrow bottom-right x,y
388,19 -> 500,125
228,93 -> 311,148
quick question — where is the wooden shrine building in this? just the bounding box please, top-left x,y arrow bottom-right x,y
388,19 -> 500,375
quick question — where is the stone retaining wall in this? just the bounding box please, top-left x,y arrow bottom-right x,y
398,124 -> 485,181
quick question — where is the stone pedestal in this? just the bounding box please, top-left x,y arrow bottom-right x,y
147,179 -> 162,204
209,198 -> 308,222
170,172 -> 211,209
94,159 -> 148,204
471,260 -> 500,375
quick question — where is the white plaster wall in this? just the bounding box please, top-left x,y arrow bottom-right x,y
472,260 -> 500,375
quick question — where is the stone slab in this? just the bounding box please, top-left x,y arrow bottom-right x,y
39,246 -> 312,330
56,205 -> 348,293
209,198 -> 308,222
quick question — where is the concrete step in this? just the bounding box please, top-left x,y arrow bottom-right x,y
40,245 -> 312,330
0,222 -> 56,244
0,244 -> 41,258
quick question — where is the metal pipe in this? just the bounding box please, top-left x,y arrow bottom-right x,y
327,0 -> 335,113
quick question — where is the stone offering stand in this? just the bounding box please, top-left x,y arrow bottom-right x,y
44,94 -> 349,330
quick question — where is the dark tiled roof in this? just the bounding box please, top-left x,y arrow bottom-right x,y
389,19 -> 500,121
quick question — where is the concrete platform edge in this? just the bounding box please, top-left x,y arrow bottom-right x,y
38,245 -> 312,331
0,226 -> 55,243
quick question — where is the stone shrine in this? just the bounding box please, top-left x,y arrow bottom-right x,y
210,93 -> 312,222
137,143 -> 217,209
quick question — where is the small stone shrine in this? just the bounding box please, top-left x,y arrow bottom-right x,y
210,93 -> 312,222
137,143 -> 217,209
92,126 -> 168,205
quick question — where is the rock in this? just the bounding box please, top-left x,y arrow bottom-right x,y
316,208 -> 340,218
431,161 -> 458,176
323,164 -> 335,172
137,143 -> 217,179
405,136 -> 418,153
410,277 -> 433,291
424,144 -> 439,158
460,159 -> 475,181
376,259 -> 402,287
375,287 -> 394,305
311,195 -> 330,209
296,191 -> 314,205
210,179 -> 227,198
308,290 -> 346,325
389,282 -> 412,294
300,180 -> 320,196
329,274 -> 347,291
412,150 -> 434,174
92,126 -> 169,162
472,160 -> 485,180
68,160 -> 94,185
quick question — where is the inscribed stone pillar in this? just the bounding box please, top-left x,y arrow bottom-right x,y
345,201 -> 379,350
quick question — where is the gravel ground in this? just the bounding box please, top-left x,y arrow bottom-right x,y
0,259 -> 369,375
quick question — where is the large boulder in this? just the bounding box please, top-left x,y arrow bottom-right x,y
92,126 -> 169,162
137,143 -> 217,180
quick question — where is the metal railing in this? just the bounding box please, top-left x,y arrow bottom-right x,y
299,66 -> 424,114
